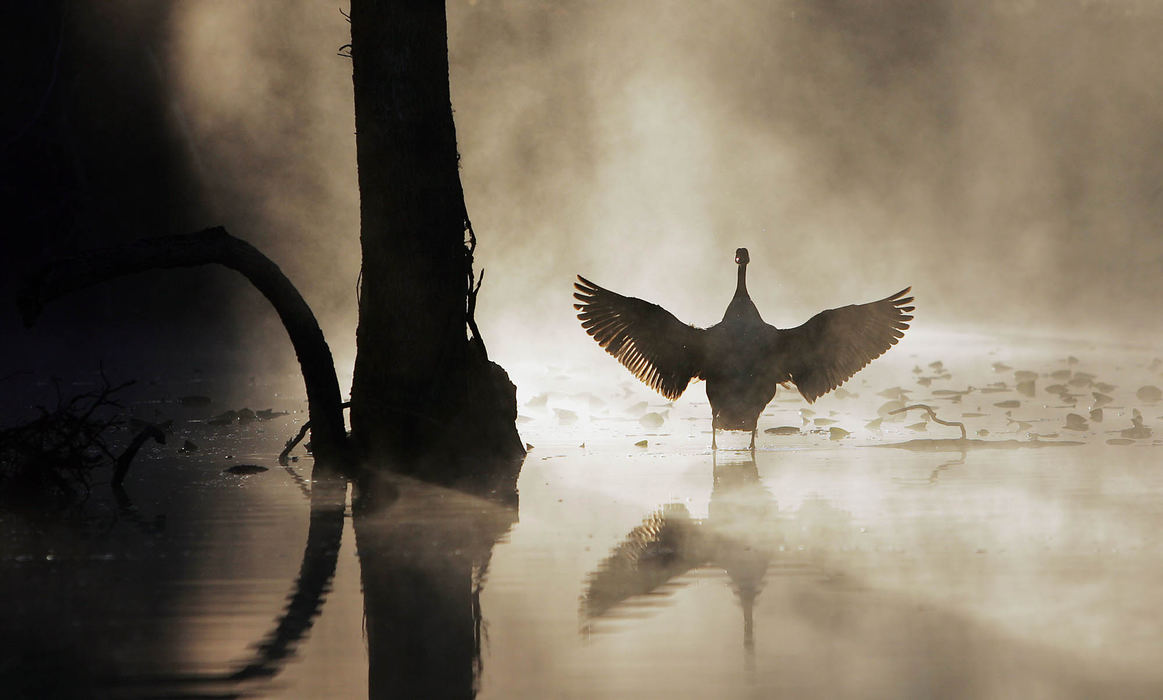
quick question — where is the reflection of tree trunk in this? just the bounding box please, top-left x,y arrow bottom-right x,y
348,1 -> 524,474
17,227 -> 349,463
353,473 -> 517,698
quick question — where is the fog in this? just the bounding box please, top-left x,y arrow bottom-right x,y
162,0 -> 1163,389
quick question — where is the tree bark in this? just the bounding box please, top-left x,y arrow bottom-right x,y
348,1 -> 524,473
18,227 -> 350,465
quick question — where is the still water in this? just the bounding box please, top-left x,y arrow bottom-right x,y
2,332 -> 1162,698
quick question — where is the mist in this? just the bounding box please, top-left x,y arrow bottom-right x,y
160,0 -> 1163,390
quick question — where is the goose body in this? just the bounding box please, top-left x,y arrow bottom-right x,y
574,248 -> 914,448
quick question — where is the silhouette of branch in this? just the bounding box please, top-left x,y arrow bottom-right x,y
279,402 -> 351,467
18,227 -> 350,464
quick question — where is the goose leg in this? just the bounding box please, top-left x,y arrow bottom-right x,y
711,427 -> 717,451
749,429 -> 756,451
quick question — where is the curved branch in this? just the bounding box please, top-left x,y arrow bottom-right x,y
889,403 -> 967,440
18,226 -> 350,463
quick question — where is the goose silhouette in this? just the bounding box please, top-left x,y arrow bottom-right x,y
574,247 -> 914,449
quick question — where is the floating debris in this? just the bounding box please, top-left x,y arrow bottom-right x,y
813,418 -> 836,426
1106,438 -> 1135,446
1050,369 -> 1072,381
977,429 -> 990,437
554,408 -> 578,425
525,442 -> 534,450
865,418 -> 883,430
255,409 -> 289,421
224,464 -> 267,475
516,415 -> 534,424
994,400 -> 1021,408
930,361 -> 946,371
634,439 -> 648,447
1063,414 -> 1088,431
525,393 -> 548,408
829,427 -> 850,440
832,388 -> 859,399
1068,373 -> 1094,388
1091,393 -> 1113,409
764,426 -> 800,435
992,362 -> 1011,372
962,412 -> 987,417
1137,386 -> 1162,402
208,411 -> 233,426
906,422 -> 928,432
917,377 -> 933,387
639,412 -> 666,428
878,400 -> 906,416
878,387 -> 908,400
180,439 -> 199,453
1089,408 -> 1104,423
1016,380 -> 1036,397
1095,382 -> 1117,394
1121,416 -> 1152,439
626,401 -> 649,415
1014,370 -> 1038,382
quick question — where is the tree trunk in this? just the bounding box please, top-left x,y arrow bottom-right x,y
348,1 -> 524,475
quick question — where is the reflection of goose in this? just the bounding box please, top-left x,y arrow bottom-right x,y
575,248 -> 913,449
580,453 -> 777,656
708,454 -> 774,654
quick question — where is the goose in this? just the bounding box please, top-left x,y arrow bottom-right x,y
574,248 -> 914,449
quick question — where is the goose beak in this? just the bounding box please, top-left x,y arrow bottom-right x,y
735,248 -> 750,265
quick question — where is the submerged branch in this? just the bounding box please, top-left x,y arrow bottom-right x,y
889,403 -> 967,440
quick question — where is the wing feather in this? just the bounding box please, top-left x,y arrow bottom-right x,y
574,275 -> 704,400
774,287 -> 914,403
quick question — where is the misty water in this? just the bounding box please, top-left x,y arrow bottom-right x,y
3,331 -> 1163,698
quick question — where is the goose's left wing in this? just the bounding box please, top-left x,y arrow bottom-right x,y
772,287 -> 914,403
574,276 -> 705,400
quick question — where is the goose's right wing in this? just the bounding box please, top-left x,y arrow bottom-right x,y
574,276 -> 704,400
772,287 -> 914,403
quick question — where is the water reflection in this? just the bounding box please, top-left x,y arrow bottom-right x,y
353,468 -> 518,699
582,452 -> 846,660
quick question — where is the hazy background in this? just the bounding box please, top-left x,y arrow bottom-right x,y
4,0 -> 1163,396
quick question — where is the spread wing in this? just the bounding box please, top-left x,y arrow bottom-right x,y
574,276 -> 704,400
774,287 -> 914,403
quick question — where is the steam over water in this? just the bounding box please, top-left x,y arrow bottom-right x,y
163,1 -> 1163,385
